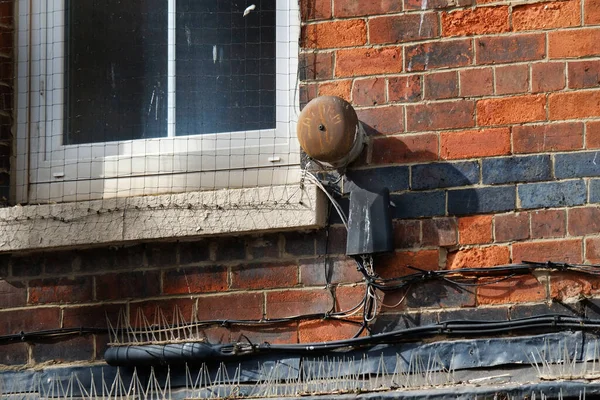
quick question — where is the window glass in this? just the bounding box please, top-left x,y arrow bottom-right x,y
175,0 -> 276,136
65,0 -> 168,144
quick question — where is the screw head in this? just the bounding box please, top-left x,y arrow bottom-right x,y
318,124 -> 325,131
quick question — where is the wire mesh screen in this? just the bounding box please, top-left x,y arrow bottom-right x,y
15,0 -> 301,206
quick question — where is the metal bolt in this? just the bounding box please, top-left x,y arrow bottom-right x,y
318,124 -> 325,131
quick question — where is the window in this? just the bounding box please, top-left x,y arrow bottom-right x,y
16,0 -> 300,203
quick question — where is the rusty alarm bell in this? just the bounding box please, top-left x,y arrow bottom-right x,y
297,96 -> 366,168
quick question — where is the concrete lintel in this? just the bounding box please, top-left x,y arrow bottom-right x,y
0,184 -> 326,253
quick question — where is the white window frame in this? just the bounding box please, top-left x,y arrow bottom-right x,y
15,0 -> 301,204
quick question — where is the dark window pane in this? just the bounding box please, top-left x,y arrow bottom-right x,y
65,0 -> 168,145
175,0 -> 276,136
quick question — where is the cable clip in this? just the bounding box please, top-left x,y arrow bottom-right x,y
19,331 -> 25,342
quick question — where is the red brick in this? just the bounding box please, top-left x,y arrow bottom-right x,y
568,207 -> 600,236
231,262 -> 297,290
0,280 -> 26,309
335,285 -> 369,312
422,217 -> 458,247
301,0 -> 332,21
300,83 -> 318,109
460,67 -> 494,97
476,34 -> 545,64
424,71 -> 458,100
29,277 -> 92,304
394,219 -> 422,249
301,20 -> 367,49
477,276 -> 546,305
197,292 -> 264,321
299,52 -> 333,81
32,336 -> 94,363
318,80 -> 352,102
369,14 -> 439,44
442,6 -> 509,36
495,64 -> 529,95
0,307 -> 60,335
300,256 -> 363,286
334,0 -> 403,17
513,0 -> 581,31
477,95 -> 546,126
494,213 -> 530,242
388,75 -> 422,102
130,298 -> 195,327
63,304 -> 124,329
371,134 -> 438,164
406,0 -> 474,10
406,39 -> 473,71
377,249 -> 440,278
266,289 -> 332,319
586,120 -> 600,148
163,266 -> 227,295
407,100 -> 474,131
441,128 -> 511,159
549,28 -> 600,58
446,246 -> 510,269
550,272 -> 600,301
336,47 -> 402,77
512,239 -> 583,263
585,0 -> 600,24
531,209 -> 566,239
356,106 -> 405,135
352,78 -> 386,106
459,215 -> 493,245
549,90 -> 600,120
568,60 -> 600,89
96,271 -> 161,301
299,319 -> 363,342
585,237 -> 600,262
513,123 -> 583,153
531,62 -> 566,93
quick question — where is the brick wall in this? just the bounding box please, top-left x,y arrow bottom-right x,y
3,0 -> 600,369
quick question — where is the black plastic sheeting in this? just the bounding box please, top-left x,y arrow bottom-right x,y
3,330 -> 600,399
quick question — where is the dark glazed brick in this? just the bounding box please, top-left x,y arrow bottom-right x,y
0,255 -> 8,277
285,232 -> 316,256
422,217 -> 458,247
0,280 -> 26,309
590,179 -> 600,203
299,52 -> 333,81
0,343 -> 28,366
404,281 -> 476,309
391,191 -> 446,219
345,166 -> 409,193
63,304 -> 124,329
405,39 -> 472,72
393,219 -> 421,249
11,255 -> 44,277
584,298 -> 600,319
32,336 -> 94,363
214,237 -> 247,261
438,307 -> 509,322
476,34 -> 545,64
510,302 -> 584,320
371,313 -> 438,334
405,0 -> 473,10
247,235 -> 280,259
300,256 -> 363,286
424,71 -> 458,100
43,252 -> 76,275
0,308 -> 60,335
179,240 -> 211,265
555,151 -> 600,178
146,242 -> 178,267
448,186 -> 516,215
518,180 -> 586,209
411,161 -> 479,190
482,155 -> 551,185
